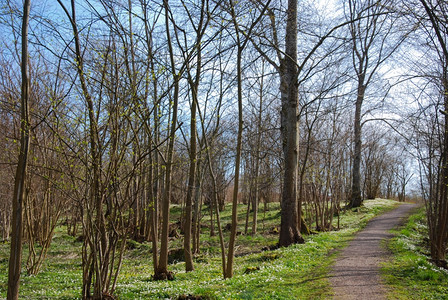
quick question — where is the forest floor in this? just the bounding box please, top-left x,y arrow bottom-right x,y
330,203 -> 418,299
1,199 -> 447,299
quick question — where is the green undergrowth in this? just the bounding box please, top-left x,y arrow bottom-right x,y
0,198 -> 400,299
383,207 -> 448,299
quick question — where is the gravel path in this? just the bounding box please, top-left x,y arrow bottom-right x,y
330,203 -> 418,299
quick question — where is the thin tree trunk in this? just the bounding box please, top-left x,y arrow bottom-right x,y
184,83 -> 198,272
192,163 -> 202,254
142,0 -> 160,271
252,65 -> 264,236
225,0 -> 245,278
155,0 -> 179,279
7,1 -> 30,298
244,188 -> 251,235
183,2 -> 206,268
197,77 -> 226,279
433,66 -> 448,263
148,151 -> 159,271
57,1 -> 109,296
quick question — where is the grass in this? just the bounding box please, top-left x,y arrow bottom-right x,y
382,206 -> 448,300
0,233 -> 83,299
0,198 -> 400,299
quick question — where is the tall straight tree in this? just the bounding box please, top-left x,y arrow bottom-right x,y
154,0 -> 181,280
346,0 -> 405,208
182,0 -> 212,272
227,0 -> 245,278
140,0 -> 161,272
226,0 -> 271,278
278,0 -> 305,246
252,0 -> 352,246
7,0 -> 31,299
249,0 -> 396,245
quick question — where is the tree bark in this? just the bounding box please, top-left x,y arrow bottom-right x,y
278,0 -> 304,247
183,0 -> 208,271
350,78 -> 365,208
7,2 -> 31,298
226,1 -> 243,278
141,0 -> 160,271
155,0 -> 179,279
191,163 -> 202,254
184,52 -> 200,272
252,63 -> 264,236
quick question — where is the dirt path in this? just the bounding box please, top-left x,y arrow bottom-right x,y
330,203 -> 418,299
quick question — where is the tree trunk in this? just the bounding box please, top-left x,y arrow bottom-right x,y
184,68 -> 199,272
225,36 -> 243,281
432,65 -> 448,264
142,0 -> 160,270
350,78 -> 365,208
62,1 -> 105,296
419,0 -> 448,266
155,78 -> 178,278
148,150 -> 158,271
7,1 -> 30,298
191,164 -> 202,254
155,0 -> 179,279
252,64 -> 264,236
278,0 -> 304,247
225,0 -> 271,276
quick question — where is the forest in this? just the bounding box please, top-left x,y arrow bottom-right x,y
0,0 -> 448,299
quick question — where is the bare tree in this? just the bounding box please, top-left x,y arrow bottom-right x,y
7,0 -> 30,299
251,0 -> 361,246
417,0 -> 448,266
276,0 -> 306,246
224,0 -> 270,278
345,0 -> 406,207
153,0 -> 181,280
180,0 -> 215,272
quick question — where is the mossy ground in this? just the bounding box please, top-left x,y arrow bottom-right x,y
0,199 -> 402,299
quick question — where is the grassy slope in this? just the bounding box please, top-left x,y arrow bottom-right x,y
382,206 -> 448,300
0,199 -> 399,299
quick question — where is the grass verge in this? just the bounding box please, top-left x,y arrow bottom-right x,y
382,206 -> 448,299
0,198 -> 399,299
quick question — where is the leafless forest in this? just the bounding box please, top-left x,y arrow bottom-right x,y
1,0 -> 447,299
